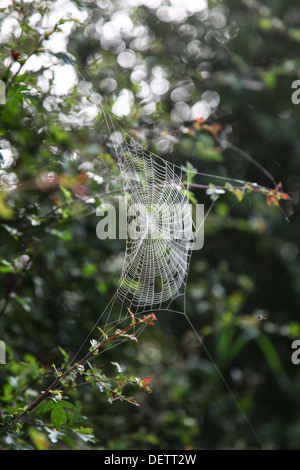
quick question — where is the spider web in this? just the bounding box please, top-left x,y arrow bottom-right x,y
115,136 -> 193,312
89,112 -> 201,343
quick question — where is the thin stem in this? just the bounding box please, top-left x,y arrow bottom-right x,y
0,188 -> 123,247
0,180 -> 288,248
8,314 -> 155,429
5,20 -> 69,93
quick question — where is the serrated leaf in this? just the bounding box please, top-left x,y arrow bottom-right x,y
51,405 -> 67,430
59,400 -> 74,409
38,401 -> 55,415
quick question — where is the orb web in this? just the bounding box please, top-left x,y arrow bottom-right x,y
114,134 -> 195,313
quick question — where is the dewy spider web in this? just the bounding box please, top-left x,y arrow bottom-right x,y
54,55 -> 282,447
113,131 -> 193,313
73,109 -> 204,346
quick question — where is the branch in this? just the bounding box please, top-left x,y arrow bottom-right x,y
5,20 -> 68,93
7,312 -> 157,430
0,178 -> 290,248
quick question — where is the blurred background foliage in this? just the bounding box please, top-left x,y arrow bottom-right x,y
0,0 -> 300,450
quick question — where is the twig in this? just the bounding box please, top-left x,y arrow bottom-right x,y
0,178 -> 289,248
5,21 -> 64,93
7,313 -> 156,430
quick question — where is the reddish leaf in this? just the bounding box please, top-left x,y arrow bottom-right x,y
266,194 -> 279,206
142,313 -> 157,325
143,376 -> 153,385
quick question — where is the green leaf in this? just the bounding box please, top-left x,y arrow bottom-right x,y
1,224 -> 20,238
200,148 -> 223,162
75,427 -> 97,443
83,263 -> 98,278
0,197 -> 14,220
257,17 -> 272,30
231,189 -> 244,202
51,405 -> 67,430
59,400 -> 75,409
182,161 -> 197,185
50,228 -> 72,241
38,401 -> 55,415
13,296 -> 32,312
256,333 -> 285,378
287,322 -> 300,338
29,428 -> 50,450
60,184 -> 72,203
180,189 -> 197,204
290,28 -> 300,42
0,259 -> 15,273
58,346 -> 70,368
52,363 -> 61,377
260,71 -> 277,89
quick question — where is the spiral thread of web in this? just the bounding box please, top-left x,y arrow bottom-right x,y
108,130 -> 196,314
